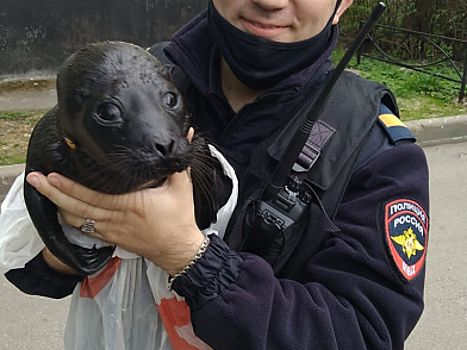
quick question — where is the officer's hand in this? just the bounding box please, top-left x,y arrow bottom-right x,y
26,170 -> 204,276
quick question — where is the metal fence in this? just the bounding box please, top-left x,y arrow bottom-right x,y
356,23 -> 467,103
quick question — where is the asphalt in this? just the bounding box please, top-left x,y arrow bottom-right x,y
1,82 -> 467,349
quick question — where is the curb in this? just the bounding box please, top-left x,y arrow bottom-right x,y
406,114 -> 467,147
1,115 -> 467,202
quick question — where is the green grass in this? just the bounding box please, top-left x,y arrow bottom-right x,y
0,110 -> 44,166
398,96 -> 466,120
0,111 -> 36,120
332,49 -> 466,121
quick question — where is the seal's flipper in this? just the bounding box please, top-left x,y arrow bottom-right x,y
71,244 -> 115,273
23,181 -> 113,275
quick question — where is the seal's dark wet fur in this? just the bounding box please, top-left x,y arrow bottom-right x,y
24,42 -> 226,275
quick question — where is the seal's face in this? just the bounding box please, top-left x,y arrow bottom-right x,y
56,42 -> 191,193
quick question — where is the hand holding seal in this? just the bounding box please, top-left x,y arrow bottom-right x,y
26,171 -> 205,275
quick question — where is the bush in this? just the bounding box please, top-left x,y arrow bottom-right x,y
340,0 -> 467,60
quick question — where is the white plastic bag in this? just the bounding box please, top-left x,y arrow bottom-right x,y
65,242 -> 217,350
65,257 -> 170,350
0,145 -> 237,350
0,172 -> 44,274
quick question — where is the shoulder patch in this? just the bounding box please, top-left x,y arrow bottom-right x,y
383,199 -> 428,282
378,113 -> 416,143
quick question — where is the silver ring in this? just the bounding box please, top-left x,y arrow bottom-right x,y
80,219 -> 96,234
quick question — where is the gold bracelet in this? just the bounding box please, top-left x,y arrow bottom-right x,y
168,235 -> 211,292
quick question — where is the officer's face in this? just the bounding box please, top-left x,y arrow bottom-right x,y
212,0 -> 353,43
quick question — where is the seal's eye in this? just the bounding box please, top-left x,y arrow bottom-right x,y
163,92 -> 179,109
97,103 -> 121,121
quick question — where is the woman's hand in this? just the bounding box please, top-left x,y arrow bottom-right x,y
27,170 -> 204,276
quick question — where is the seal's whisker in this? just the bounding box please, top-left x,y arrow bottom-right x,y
188,147 -> 223,228
76,158 -> 133,191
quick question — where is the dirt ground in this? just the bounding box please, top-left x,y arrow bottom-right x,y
0,79 -> 55,94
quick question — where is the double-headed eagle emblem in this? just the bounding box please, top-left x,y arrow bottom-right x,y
391,227 -> 424,259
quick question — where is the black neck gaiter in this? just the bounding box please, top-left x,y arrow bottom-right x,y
207,0 -> 340,90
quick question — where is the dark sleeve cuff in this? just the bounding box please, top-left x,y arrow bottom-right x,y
172,234 -> 243,310
4,252 -> 83,299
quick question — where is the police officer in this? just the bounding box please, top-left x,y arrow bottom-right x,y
7,0 -> 430,349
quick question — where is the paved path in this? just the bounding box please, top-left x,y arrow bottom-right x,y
0,88 -> 56,111
405,141 -> 467,349
1,141 -> 466,349
0,79 -> 56,111
0,278 -> 69,350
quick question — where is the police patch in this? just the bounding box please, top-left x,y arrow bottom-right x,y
384,199 -> 428,282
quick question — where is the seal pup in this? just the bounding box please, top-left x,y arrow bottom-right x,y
24,42 -> 226,275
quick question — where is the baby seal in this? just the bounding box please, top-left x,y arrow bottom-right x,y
24,42 -> 224,275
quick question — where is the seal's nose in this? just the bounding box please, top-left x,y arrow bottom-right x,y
154,138 -> 176,157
